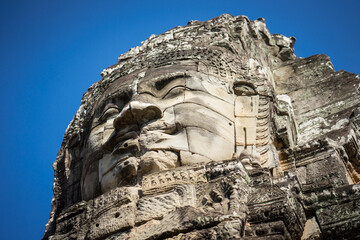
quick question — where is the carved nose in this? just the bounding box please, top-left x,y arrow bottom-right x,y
113,101 -> 162,130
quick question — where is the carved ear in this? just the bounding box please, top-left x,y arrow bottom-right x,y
233,82 -> 257,96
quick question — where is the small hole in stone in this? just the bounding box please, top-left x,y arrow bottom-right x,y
115,212 -> 120,218
124,161 -> 129,166
96,223 -> 99,227
124,143 -> 128,147
229,122 -> 232,126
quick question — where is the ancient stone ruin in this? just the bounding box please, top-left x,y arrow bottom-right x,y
44,14 -> 360,239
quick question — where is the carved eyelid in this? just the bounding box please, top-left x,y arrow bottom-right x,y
98,104 -> 120,121
162,85 -> 187,99
138,73 -> 188,97
154,75 -> 185,90
153,76 -> 188,98
102,103 -> 119,112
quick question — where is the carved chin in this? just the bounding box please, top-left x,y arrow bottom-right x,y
100,156 -> 138,193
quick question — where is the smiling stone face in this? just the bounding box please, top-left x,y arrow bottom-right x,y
81,65 -> 239,200
80,55 -> 288,200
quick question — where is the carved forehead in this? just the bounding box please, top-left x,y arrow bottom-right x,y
143,60 -> 198,78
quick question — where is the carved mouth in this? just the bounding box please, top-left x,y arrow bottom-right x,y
112,137 -> 140,155
142,121 -> 183,135
160,122 -> 183,134
103,125 -> 139,152
101,153 -> 133,176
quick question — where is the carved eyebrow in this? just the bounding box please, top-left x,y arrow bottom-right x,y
153,72 -> 188,90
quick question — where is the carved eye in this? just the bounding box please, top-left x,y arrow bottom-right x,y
98,105 -> 120,123
155,77 -> 187,98
138,73 -> 187,98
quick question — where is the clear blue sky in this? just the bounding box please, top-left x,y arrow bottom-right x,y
0,0 -> 359,239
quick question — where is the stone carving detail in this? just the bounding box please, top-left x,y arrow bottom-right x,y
141,168 -> 207,194
44,14 -> 360,239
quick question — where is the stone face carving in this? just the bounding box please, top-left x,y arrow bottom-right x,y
44,14 -> 360,239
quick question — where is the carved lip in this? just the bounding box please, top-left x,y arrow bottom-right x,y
101,153 -> 134,176
112,137 -> 140,155
161,122 -> 182,134
103,128 -> 138,152
142,121 -> 183,135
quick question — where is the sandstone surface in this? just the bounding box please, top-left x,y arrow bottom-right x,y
44,14 -> 360,240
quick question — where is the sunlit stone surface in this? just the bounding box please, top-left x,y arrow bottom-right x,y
44,14 -> 360,240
